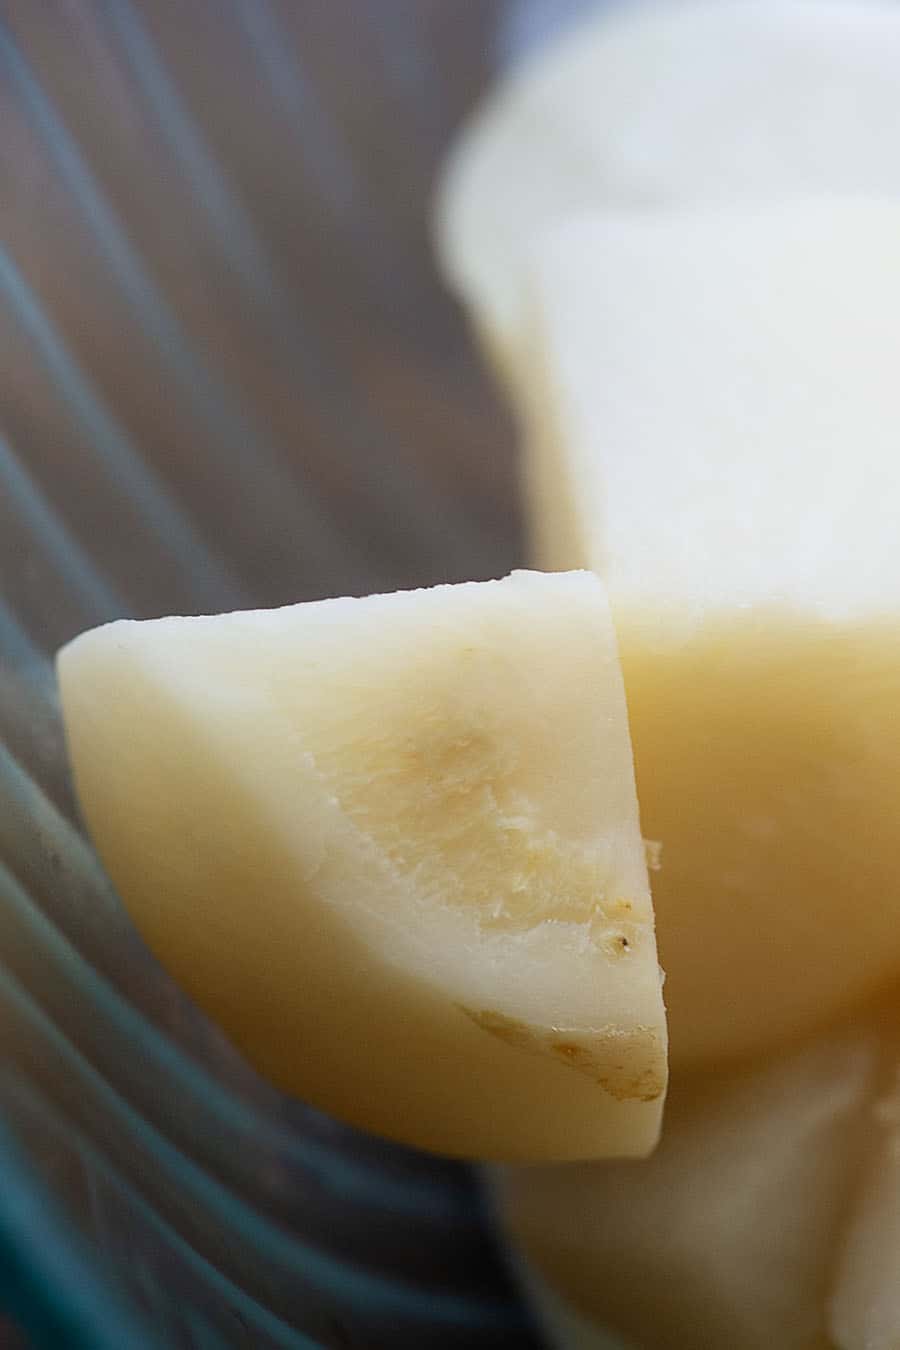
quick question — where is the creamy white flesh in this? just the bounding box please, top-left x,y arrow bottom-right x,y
57,570 -> 666,1160
498,1026 -> 880,1350
830,1052 -> 900,1350
436,0 -> 900,376
523,202 -> 900,1066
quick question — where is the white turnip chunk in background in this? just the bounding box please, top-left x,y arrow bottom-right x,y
522,202 -> 900,1066
436,0 -> 900,377
57,570 -> 667,1160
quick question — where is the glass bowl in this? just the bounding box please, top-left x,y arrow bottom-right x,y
0,1 -> 598,1344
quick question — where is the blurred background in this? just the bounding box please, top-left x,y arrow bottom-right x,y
0,0 -> 524,637
0,1 -> 606,1345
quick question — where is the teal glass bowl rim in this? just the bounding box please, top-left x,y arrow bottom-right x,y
0,1108 -> 165,1350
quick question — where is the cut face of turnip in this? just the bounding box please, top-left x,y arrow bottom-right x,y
57,569 -> 666,1160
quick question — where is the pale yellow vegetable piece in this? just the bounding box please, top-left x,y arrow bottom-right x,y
57,569 -> 667,1160
496,1026 -> 880,1350
436,0 -> 900,379
830,1054 -> 900,1350
524,201 -> 900,1065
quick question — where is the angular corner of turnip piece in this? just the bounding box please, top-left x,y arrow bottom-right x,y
496,1025 -> 881,1350
434,0 -> 900,382
522,201 -> 900,1067
829,1053 -> 900,1350
56,569 -> 667,1160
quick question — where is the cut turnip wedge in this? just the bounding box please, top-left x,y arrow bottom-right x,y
523,201 -> 900,1066
496,1026 -> 879,1350
436,0 -> 900,379
57,569 -> 666,1159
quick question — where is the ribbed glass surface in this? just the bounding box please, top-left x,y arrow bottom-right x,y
0,3 -> 554,1345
